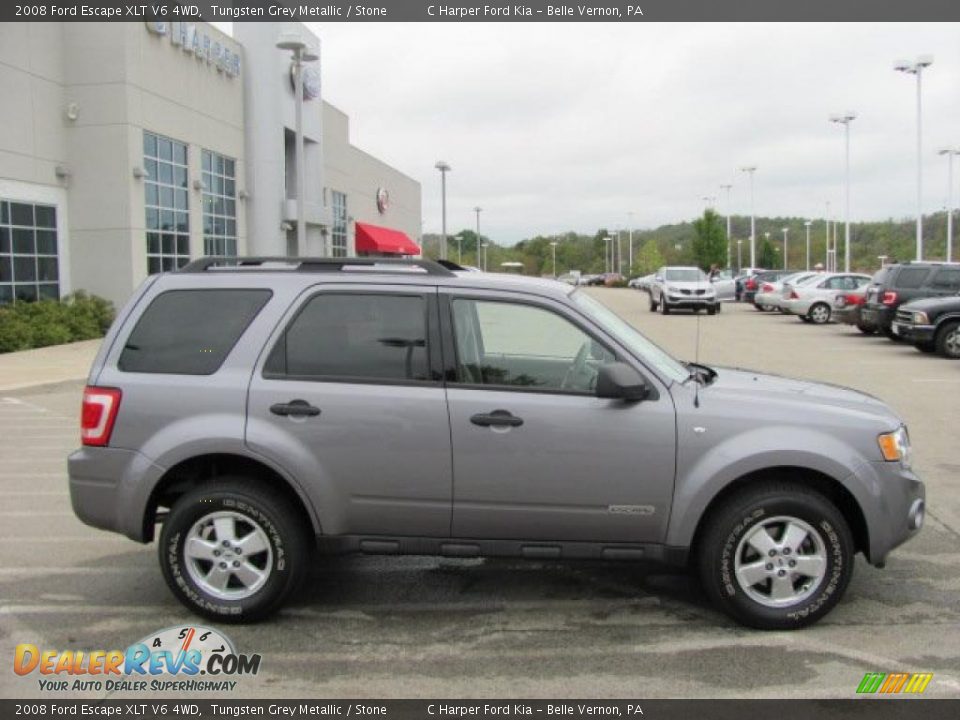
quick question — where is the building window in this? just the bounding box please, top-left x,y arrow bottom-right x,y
0,200 -> 59,304
202,150 -> 237,256
144,131 -> 190,274
331,191 -> 348,257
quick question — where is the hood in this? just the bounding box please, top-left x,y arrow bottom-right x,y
700,366 -> 897,426
900,295 -> 960,312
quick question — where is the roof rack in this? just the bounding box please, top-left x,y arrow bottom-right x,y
178,256 -> 456,277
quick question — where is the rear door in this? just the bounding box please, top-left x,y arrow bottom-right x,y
928,266 -> 960,298
246,284 -> 453,537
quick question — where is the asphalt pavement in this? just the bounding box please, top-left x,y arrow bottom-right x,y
1,292 -> 958,699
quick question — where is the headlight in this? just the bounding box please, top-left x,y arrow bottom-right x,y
878,426 -> 912,468
912,311 -> 929,324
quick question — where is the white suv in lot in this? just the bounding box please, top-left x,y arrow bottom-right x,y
648,266 -> 719,315
782,273 -> 872,324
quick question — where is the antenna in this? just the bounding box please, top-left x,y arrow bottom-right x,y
693,307 -> 702,408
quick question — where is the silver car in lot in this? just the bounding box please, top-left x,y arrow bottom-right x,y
68,257 -> 924,630
783,273 -> 873,324
648,266 -> 720,314
754,272 -> 818,312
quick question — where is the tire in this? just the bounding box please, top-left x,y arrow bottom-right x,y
935,320 -> 960,359
808,303 -> 831,325
159,477 -> 311,622
716,302 -> 722,314
856,322 -> 876,335
707,306 -> 716,316
697,481 -> 854,630
649,295 -> 658,312
660,300 -> 670,315
753,303 -> 766,312
915,341 -> 936,354
799,316 -> 813,323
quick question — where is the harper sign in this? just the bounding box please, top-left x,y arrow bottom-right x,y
145,21 -> 241,78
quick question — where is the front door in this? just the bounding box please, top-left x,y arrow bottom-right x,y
442,291 -> 676,543
246,285 -> 452,537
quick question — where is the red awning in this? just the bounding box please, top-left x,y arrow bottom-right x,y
354,222 -> 421,256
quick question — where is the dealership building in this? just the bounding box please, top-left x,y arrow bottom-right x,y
0,21 -> 422,307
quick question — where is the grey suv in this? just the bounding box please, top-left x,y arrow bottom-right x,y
68,257 -> 925,629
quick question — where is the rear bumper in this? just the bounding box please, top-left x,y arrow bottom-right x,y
860,304 -> 895,330
753,292 -> 781,307
68,446 -> 166,542
833,306 -> 861,325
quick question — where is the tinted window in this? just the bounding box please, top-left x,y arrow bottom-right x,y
451,299 -> 615,392
872,267 -> 893,284
119,289 -> 271,375
894,267 -> 932,289
267,293 -> 429,381
931,267 -> 960,291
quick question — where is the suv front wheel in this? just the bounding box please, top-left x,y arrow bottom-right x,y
697,482 -> 854,630
159,478 -> 311,622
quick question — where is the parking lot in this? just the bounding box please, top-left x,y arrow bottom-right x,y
1,290 -> 959,699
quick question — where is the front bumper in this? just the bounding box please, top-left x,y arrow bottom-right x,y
889,321 -> 936,343
859,461 -> 925,565
664,294 -> 717,308
68,446 -> 166,542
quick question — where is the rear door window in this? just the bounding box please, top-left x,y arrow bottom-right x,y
119,289 -> 271,374
931,267 -> 960,292
265,293 -> 431,382
895,267 -> 932,289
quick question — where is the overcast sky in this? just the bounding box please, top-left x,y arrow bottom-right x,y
223,22 -> 960,245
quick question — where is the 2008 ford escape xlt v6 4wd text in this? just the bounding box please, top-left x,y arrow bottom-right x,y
68,257 -> 925,629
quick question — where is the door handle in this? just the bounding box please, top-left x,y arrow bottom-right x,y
270,399 -> 321,417
470,409 -> 523,428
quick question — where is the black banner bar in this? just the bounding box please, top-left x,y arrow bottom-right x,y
2,700 -> 960,720
3,0 -> 960,23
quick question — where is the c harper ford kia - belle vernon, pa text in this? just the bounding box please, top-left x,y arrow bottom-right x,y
68,257 -> 925,630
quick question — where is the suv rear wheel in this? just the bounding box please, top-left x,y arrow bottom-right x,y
935,320 -> 960,359
697,482 -> 853,630
159,478 -> 311,622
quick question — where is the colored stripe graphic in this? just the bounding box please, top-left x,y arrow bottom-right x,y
856,672 -> 932,694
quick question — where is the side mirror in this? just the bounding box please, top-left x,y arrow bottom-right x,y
596,363 -> 650,402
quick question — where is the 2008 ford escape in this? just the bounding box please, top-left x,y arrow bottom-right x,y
68,257 -> 925,629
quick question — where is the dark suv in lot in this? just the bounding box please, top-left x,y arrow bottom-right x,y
68,257 -> 924,629
860,262 -> 960,338
890,292 -> 960,358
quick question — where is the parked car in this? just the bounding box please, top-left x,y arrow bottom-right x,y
748,270 -> 799,308
890,292 -> 960,358
832,290 -> 870,330
738,269 -> 767,304
69,256 -> 924,629
628,273 -> 654,291
603,272 -> 626,287
649,266 -> 720,314
753,271 -> 818,312
860,262 -> 960,339
782,273 -> 872,324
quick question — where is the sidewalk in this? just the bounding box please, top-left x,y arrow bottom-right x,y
0,339 -> 101,393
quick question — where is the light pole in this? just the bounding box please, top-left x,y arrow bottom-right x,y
473,206 -> 482,265
825,201 -> 832,270
276,34 -> 318,257
740,166 -> 757,267
804,220 -> 812,271
455,233 -> 464,264
550,241 -> 558,278
939,147 -> 959,262
435,161 -> 451,260
781,227 -> 789,270
481,242 -> 489,271
895,55 -> 934,261
764,231 -> 771,266
720,183 -> 733,268
737,239 -> 743,273
627,211 -> 634,272
604,237 -> 612,273
829,112 -> 856,271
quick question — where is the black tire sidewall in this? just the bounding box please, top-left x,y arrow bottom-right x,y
701,490 -> 853,630
936,321 -> 960,358
159,481 -> 307,622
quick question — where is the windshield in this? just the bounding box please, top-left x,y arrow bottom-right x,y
665,268 -> 706,282
571,291 -> 689,384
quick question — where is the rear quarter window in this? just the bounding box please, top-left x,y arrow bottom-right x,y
118,289 -> 272,375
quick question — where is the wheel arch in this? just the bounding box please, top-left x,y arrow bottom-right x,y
143,453 -> 320,542
686,466 -> 869,567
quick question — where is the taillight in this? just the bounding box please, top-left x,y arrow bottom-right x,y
789,290 -> 799,300
81,386 -> 122,447
882,291 -> 898,306
746,279 -> 757,290
761,283 -> 774,292
848,294 -> 865,306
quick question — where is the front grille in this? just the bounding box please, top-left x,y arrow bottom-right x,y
895,309 -> 913,324
680,289 -> 692,295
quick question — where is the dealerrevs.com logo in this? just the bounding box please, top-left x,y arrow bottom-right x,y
13,625 -> 261,693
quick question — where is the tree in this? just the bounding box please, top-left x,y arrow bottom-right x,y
758,235 -> 777,268
632,239 -> 665,276
691,209 -> 727,270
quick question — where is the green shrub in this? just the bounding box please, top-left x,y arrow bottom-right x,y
0,292 -> 115,353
